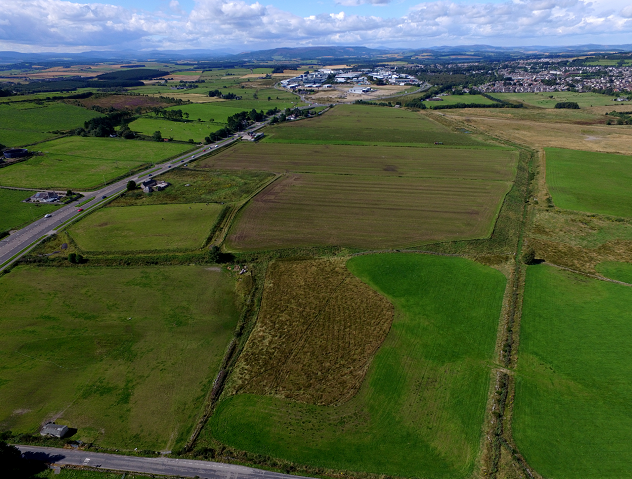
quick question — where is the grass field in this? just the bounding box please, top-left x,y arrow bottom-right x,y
0,189 -> 60,232
0,265 -> 239,451
514,264 -> 632,479
69,203 -> 223,252
227,259 -> 394,406
0,101 -> 103,147
227,173 -> 513,251
0,137 -> 191,190
545,148 -> 632,217
595,261 -> 632,283
128,117 -> 225,143
491,92 -> 618,108
112,169 -> 273,207
426,94 -> 496,107
199,143 -> 517,179
209,254 -> 505,478
263,104 -> 485,146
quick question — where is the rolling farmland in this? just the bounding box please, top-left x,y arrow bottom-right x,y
0,136 -> 191,190
0,188 -> 60,232
210,254 -> 505,478
0,266 -> 239,451
68,203 -> 223,252
514,265 -> 632,478
545,148 -> 632,217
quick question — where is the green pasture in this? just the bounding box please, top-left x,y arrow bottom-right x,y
263,104 -> 484,146
596,261 -> 632,283
113,168 -> 273,207
209,254 -> 505,478
69,203 -> 222,252
514,265 -> 632,478
545,147 -> 632,217
426,93 -> 496,107
491,92 -> 618,108
0,189 -> 60,232
128,117 -> 223,143
0,137 -> 191,190
0,89 -> 96,104
0,265 -> 239,451
0,101 -> 102,147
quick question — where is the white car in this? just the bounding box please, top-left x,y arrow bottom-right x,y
44,214 -> 52,218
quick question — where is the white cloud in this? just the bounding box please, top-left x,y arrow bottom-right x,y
0,0 -> 631,52
335,0 -> 391,6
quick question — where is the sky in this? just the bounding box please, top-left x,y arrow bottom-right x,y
1,0 -> 632,53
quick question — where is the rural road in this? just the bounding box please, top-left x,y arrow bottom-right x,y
17,445 -> 310,479
0,130 -> 252,271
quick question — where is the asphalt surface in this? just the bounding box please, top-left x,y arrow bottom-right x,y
0,133 -> 247,271
17,445 -> 309,479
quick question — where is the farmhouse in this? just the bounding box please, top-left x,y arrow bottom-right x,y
29,191 -> 60,203
40,423 -> 69,438
242,132 -> 264,142
141,179 -> 170,193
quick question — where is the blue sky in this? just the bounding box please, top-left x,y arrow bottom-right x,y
1,0 -> 631,52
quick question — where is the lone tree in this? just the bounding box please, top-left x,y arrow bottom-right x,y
68,253 -> 77,264
152,130 -> 163,142
209,246 -> 221,263
126,180 -> 137,191
522,247 -> 537,265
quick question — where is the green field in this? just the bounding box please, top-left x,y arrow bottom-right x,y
491,92 -> 619,108
128,117 -> 224,143
595,261 -> 632,283
0,137 -> 191,190
545,147 -> 632,217
69,203 -> 223,252
426,93 -> 496,107
0,189 -> 60,232
0,265 -> 239,451
0,101 -> 102,147
263,104 -> 485,146
514,264 -> 632,478
209,254 -> 505,478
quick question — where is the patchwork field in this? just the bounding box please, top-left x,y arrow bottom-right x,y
69,203 -> 223,252
514,265 -> 632,479
112,169 -> 273,207
0,266 -> 240,451
263,104 -> 485,146
0,189 -> 60,232
209,254 -> 506,478
545,148 -> 632,217
0,137 -> 191,190
491,91 -> 619,108
198,143 -> 517,179
0,101 -> 102,147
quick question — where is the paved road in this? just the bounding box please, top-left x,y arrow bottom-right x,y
18,445 -> 309,479
0,133 -> 245,271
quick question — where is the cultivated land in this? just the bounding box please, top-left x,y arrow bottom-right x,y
0,136 -> 191,190
491,91 -> 620,108
0,101 -> 103,147
209,254 -> 506,479
112,169 -> 273,207
68,203 -> 223,252
0,188 -> 60,233
545,148 -> 632,217
263,104 -> 486,146
514,264 -> 632,479
0,266 -> 239,451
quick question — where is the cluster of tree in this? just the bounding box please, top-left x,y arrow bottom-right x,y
268,107 -> 312,124
355,100 -> 401,107
74,111 -> 133,137
13,79 -> 144,93
208,90 -> 241,100
0,88 -> 12,97
96,68 -> 166,82
605,110 -> 632,125
152,108 -> 190,121
204,108 -> 279,143
554,102 -> 580,109
68,252 -> 85,263
272,65 -> 297,74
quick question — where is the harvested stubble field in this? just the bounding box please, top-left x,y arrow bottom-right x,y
226,173 -> 513,250
0,266 -> 239,451
514,264 -> 632,479
0,101 -> 102,147
263,104 -> 485,146
545,148 -> 632,217
68,203 -> 223,252
198,143 -> 517,179
443,108 -> 632,154
491,91 -> 619,108
0,188 -> 60,232
226,259 -> 394,405
112,169 -> 273,207
0,137 -> 191,190
210,254 -> 506,478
